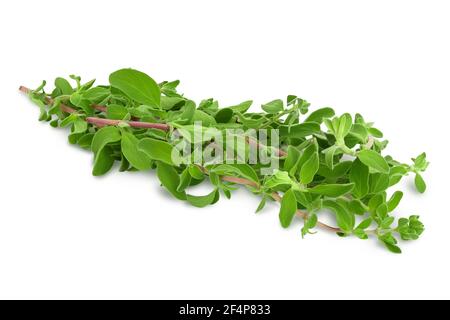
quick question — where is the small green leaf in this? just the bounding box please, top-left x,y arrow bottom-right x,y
413,152 -> 428,171
177,168 -> 192,192
415,173 -> 426,193
349,159 -> 369,198
72,118 -> 88,135
188,165 -> 204,180
301,213 -> 318,238
279,122 -> 321,139
107,104 -> 129,120
214,108 -> 234,123
156,162 -> 187,200
121,130 -> 152,171
308,183 -> 354,198
187,189 -> 219,208
92,147 -> 115,176
323,145 -> 340,170
369,173 -> 390,194
91,126 -> 121,154
228,100 -> 253,113
262,99 -> 283,114
83,87 -> 110,103
336,113 -> 353,140
380,216 -> 395,229
304,107 -> 335,123
299,151 -> 319,185
357,150 -> 390,174
348,200 -> 367,215
376,203 -> 388,220
255,196 -> 268,213
323,200 -> 354,233
387,191 -> 403,212
193,110 -> 217,127
356,218 -> 373,230
138,137 -> 179,166
284,146 -> 301,172
55,77 -> 73,95
109,68 -> 160,107
264,170 -> 294,189
279,188 -> 297,228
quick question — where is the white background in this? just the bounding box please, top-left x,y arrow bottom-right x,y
0,0 -> 449,300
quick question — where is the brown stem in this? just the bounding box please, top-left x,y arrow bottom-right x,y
21,85 -> 340,234
20,86 -> 108,114
20,86 -> 170,131
221,175 -> 259,189
247,136 -> 287,157
86,117 -> 170,131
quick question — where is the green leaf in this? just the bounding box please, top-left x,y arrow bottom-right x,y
380,216 -> 395,229
193,110 -> 217,127
156,162 -> 187,200
413,152 -> 428,171
160,96 -> 185,110
323,145 -> 340,170
121,130 -> 152,171
109,68 -> 160,107
72,118 -> 88,134
368,127 -> 383,138
323,200 -> 355,233
255,196 -> 268,213
356,218 -> 373,230
262,99 -> 283,114
77,133 -> 94,149
384,242 -> 402,254
70,92 -> 83,106
279,188 -> 297,228
177,168 -> 192,192
349,123 -> 369,143
91,126 -> 121,154
283,146 -> 301,172
55,77 -> 73,95
301,213 -> 318,237
107,104 -> 129,120
336,113 -> 353,140
387,191 -> 403,212
349,159 -> 369,198
376,203 -> 388,220
304,107 -> 335,123
60,113 -> 77,127
92,147 -> 115,176
299,151 -> 319,185
368,194 -> 384,212
188,165 -> 204,180
378,233 -> 401,254
83,87 -> 110,103
357,150 -> 390,174
397,215 -> 424,240
214,108 -> 234,123
308,183 -> 354,198
279,122 -> 321,139
264,170 -> 294,189
415,173 -> 426,193
211,164 -> 259,186
138,138 -> 179,166
187,189 -> 219,208
348,200 -> 367,215
369,173 -> 390,194
228,100 -> 253,113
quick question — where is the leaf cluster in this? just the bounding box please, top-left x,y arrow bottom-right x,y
23,68 -> 429,253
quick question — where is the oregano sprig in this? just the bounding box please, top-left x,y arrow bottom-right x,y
20,68 -> 428,253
